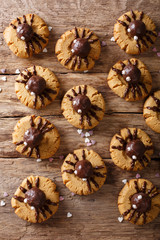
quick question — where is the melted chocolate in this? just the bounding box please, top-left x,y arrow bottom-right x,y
72,95 -> 91,114
131,192 -> 151,213
17,23 -> 33,42
128,20 -> 146,38
26,75 -> 46,95
25,187 -> 46,208
24,127 -> 43,147
75,160 -> 93,178
122,64 -> 141,83
126,139 -> 146,159
71,38 -> 91,58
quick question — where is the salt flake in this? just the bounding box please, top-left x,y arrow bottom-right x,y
1,76 -> 7,81
3,192 -> 9,197
67,212 -> 72,218
110,36 -> 115,42
0,200 -> 6,207
48,26 -> 52,31
43,48 -> 48,53
59,196 -> 64,201
118,216 -> 123,222
122,179 -> 127,184
136,173 -> 141,179
15,69 -> 20,74
36,158 -> 42,163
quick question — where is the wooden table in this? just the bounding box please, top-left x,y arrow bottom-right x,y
0,0 -> 160,239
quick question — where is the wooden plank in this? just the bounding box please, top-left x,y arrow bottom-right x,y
0,72 -> 160,117
0,157 -> 159,240
0,114 -> 160,159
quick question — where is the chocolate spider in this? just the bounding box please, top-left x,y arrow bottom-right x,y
146,94 -> 160,113
122,180 -> 159,224
112,59 -> 148,99
16,116 -> 54,158
118,10 -> 157,53
64,27 -> 99,69
112,128 -> 153,169
16,66 -> 57,108
13,177 -> 58,222
63,150 -> 106,192
66,85 -> 103,127
10,14 -> 47,56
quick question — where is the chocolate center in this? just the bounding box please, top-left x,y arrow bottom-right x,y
75,160 -> 93,178
26,75 -> 46,95
71,38 -> 91,58
126,139 -> 146,159
128,20 -> 146,38
17,23 -> 33,42
131,192 -> 151,213
72,95 -> 91,114
25,187 -> 46,208
24,127 -> 43,147
122,64 -> 141,83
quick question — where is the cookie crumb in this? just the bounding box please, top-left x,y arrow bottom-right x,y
157,52 -> 160,57
36,158 -> 42,163
1,76 -> 7,81
85,138 -> 90,143
15,69 -> 20,74
49,157 -> 54,162
77,129 -> 82,134
136,173 -> 141,179
67,212 -> 72,218
101,41 -> 107,47
3,192 -> 9,197
152,47 -> 157,52
60,196 -> 64,201
110,36 -> 115,42
48,26 -> 52,31
0,200 -> 6,207
122,179 -> 127,184
118,216 -> 123,223
1,69 -> 6,74
43,48 -> 48,53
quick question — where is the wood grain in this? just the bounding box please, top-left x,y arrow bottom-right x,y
0,0 -> 160,239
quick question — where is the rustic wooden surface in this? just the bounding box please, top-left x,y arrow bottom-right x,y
0,0 -> 160,239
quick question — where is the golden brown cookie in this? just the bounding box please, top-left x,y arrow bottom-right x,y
114,10 -> 157,54
143,90 -> 160,133
61,149 -> 107,195
110,128 -> 153,171
118,179 -> 160,225
15,66 -> 60,109
107,58 -> 152,101
3,14 -> 49,58
11,175 -> 59,223
12,115 -> 60,159
55,27 -> 101,71
61,85 -> 105,129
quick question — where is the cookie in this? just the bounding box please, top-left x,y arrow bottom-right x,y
55,27 -> 101,71
118,179 -> 160,225
107,58 -> 152,101
143,90 -> 160,133
3,14 -> 49,58
15,66 -> 60,109
61,149 -> 107,195
11,175 -> 59,223
114,10 -> 157,54
12,115 -> 60,159
61,85 -> 105,129
110,128 -> 153,171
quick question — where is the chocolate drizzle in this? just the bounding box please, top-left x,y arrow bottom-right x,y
10,14 -> 47,56
64,27 -> 99,69
122,180 -> 159,224
13,177 -> 58,222
112,59 -> 148,100
112,128 -> 152,169
67,85 -> 103,126
16,66 -> 57,108
146,94 -> 160,113
63,149 -> 106,192
117,10 -> 157,53
16,116 -> 54,158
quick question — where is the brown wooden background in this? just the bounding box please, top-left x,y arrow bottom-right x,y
0,0 -> 160,239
